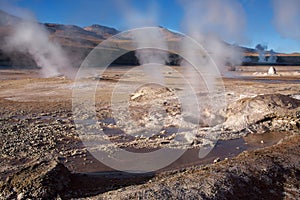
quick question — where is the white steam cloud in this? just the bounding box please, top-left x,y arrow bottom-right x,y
179,0 -> 246,71
117,0 -> 247,85
5,20 -> 73,77
1,6 -> 74,78
178,0 -> 247,125
272,0 -> 300,40
255,44 -> 267,63
180,0 -> 246,42
268,49 -> 277,63
116,0 -> 167,84
255,44 -> 277,63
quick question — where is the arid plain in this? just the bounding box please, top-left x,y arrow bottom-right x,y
0,65 -> 299,199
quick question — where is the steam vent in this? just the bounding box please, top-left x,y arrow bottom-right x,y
268,66 -> 276,75
1,2 -> 300,199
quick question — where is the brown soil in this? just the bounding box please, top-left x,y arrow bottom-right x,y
0,67 -> 299,199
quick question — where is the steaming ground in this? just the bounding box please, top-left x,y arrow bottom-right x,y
0,66 -> 300,199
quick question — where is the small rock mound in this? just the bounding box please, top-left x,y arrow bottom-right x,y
0,159 -> 71,199
223,94 -> 300,133
130,84 -> 174,102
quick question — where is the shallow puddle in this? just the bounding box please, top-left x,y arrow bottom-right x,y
74,131 -> 291,176
161,131 -> 290,171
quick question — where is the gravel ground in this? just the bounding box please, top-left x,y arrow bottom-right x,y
0,68 -> 299,199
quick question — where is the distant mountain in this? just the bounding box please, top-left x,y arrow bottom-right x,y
0,10 -> 20,26
0,9 -> 299,68
84,24 -> 119,38
0,10 -> 187,67
0,10 -> 113,67
45,23 -> 103,48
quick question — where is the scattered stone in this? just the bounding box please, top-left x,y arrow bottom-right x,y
1,70 -> 300,199
213,157 -> 221,163
17,192 -> 24,200
130,91 -> 144,101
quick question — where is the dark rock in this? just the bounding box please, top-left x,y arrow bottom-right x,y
296,110 -> 300,118
0,159 -> 71,199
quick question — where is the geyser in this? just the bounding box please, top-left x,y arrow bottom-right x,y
3,12 -> 74,78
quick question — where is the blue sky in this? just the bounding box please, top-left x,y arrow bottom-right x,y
1,0 -> 300,53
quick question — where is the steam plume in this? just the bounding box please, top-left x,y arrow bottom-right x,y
178,0 -> 247,128
3,11 -> 73,78
272,0 -> 300,40
116,0 -> 167,84
179,0 -> 247,72
255,44 -> 267,63
255,44 -> 277,63
267,49 -> 277,63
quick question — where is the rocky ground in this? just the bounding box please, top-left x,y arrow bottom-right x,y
0,67 -> 299,199
98,133 -> 300,200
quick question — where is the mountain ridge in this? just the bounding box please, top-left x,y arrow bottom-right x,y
0,9 -> 299,68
